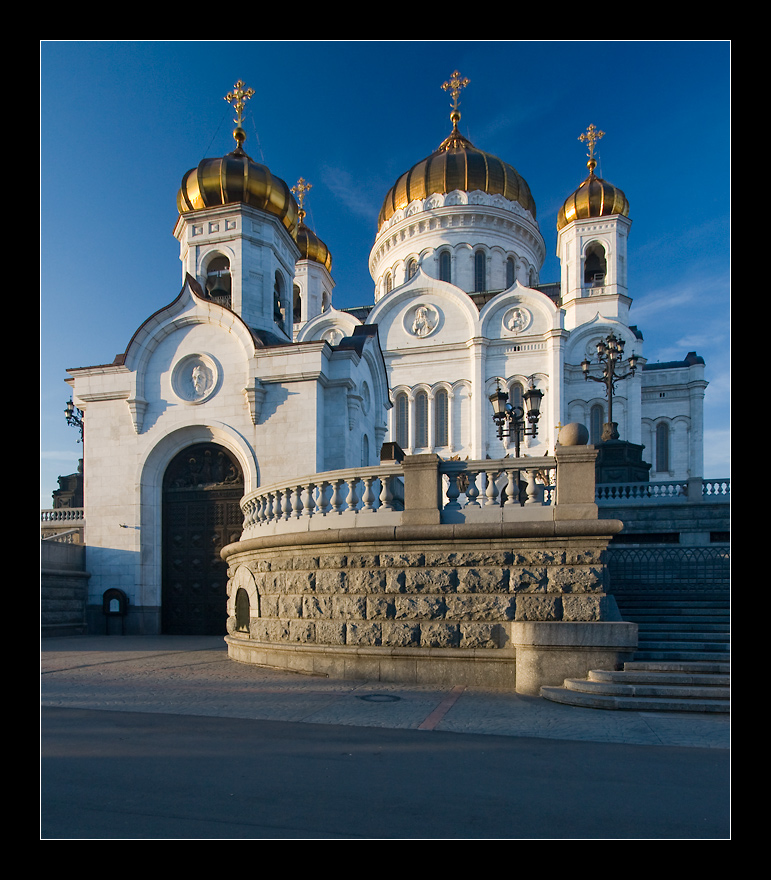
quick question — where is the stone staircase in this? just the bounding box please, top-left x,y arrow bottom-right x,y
540,592 -> 730,712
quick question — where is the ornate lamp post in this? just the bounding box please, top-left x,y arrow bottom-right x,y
488,380 -> 543,457
581,332 -> 638,441
65,399 -> 84,443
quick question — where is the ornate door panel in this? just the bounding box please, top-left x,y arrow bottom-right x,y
162,444 -> 244,635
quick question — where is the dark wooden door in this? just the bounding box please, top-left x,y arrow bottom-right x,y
162,444 -> 244,635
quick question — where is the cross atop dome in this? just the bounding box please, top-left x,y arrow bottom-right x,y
578,123 -> 605,173
224,80 -> 255,152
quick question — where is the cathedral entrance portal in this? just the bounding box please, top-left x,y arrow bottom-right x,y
162,443 -> 244,635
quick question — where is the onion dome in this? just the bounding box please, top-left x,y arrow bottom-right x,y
177,81 -> 300,237
292,178 -> 332,272
378,72 -> 536,229
557,124 -> 629,230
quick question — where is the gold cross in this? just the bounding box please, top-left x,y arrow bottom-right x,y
442,70 -> 470,111
579,123 -> 605,161
224,80 -> 255,124
292,178 -> 312,211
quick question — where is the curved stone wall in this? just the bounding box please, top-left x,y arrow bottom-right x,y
222,521 -> 635,691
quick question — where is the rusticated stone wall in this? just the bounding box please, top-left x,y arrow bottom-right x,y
225,540 -> 620,654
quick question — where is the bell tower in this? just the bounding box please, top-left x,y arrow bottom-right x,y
557,125 -> 632,331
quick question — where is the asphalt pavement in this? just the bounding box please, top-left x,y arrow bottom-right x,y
41,635 -> 730,840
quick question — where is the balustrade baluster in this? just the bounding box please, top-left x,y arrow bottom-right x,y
484,470 -> 499,506
361,475 -> 376,511
347,476 -> 360,512
465,471 -> 481,507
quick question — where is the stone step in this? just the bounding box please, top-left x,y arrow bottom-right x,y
636,622 -> 729,632
540,685 -> 730,713
563,677 -> 730,700
633,650 -> 731,662
624,660 -> 730,674
638,639 -> 729,652
588,668 -> 730,687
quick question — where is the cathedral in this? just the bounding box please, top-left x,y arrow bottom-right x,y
65,76 -> 707,635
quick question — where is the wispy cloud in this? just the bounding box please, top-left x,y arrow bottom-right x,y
320,165 -> 381,222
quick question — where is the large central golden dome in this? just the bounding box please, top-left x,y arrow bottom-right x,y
378,112 -> 536,230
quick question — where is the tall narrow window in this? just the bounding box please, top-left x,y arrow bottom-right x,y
274,271 -> 285,324
474,251 -> 486,292
362,434 -> 370,466
509,382 -> 524,413
293,284 -> 302,322
590,404 -> 604,445
384,272 -> 393,295
435,389 -> 449,447
439,251 -> 451,283
395,393 -> 409,450
407,258 -> 418,279
656,423 -> 670,472
415,391 -> 428,448
506,257 -> 516,288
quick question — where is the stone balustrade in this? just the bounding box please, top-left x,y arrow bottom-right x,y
239,455 -> 560,537
596,477 -> 730,504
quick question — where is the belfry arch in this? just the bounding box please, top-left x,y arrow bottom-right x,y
161,442 -> 244,635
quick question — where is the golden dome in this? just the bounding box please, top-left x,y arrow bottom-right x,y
556,160 -> 629,231
177,148 -> 300,236
177,81 -> 299,236
296,220 -> 332,272
377,116 -> 536,229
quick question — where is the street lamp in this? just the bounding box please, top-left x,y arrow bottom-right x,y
581,332 -> 638,441
65,399 -> 84,443
489,380 -> 543,457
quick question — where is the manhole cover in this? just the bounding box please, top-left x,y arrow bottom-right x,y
357,693 -> 401,702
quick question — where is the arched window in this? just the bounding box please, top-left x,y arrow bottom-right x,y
435,389 -> 449,447
439,250 -> 452,283
415,390 -> 428,448
384,272 -> 393,295
235,588 -> 250,633
205,255 -> 231,307
293,284 -> 302,322
362,434 -> 370,466
584,242 -> 607,286
407,258 -> 418,279
274,271 -> 285,324
590,404 -> 604,445
395,393 -> 409,450
656,423 -> 670,472
474,251 -> 486,292
506,257 -> 516,288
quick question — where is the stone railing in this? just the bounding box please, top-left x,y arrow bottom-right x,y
596,478 -> 730,504
41,507 -> 85,524
239,447 -> 592,539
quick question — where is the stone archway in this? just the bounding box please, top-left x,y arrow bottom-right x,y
161,443 -> 244,635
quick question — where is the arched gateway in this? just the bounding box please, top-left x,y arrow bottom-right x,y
162,443 -> 244,635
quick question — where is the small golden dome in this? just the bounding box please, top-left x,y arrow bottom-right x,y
378,122 -> 536,229
177,148 -> 300,236
296,220 -> 332,272
556,159 -> 629,231
557,126 -> 629,230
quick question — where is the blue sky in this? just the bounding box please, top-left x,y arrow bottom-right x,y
40,40 -> 730,506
